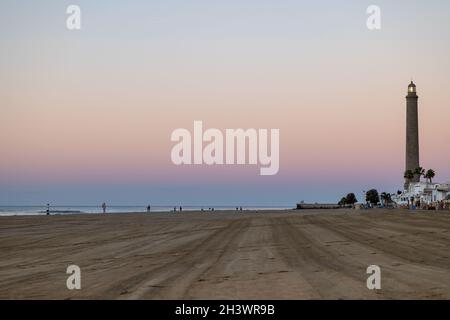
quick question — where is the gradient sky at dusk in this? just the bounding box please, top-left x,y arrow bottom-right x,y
1,0 -> 449,205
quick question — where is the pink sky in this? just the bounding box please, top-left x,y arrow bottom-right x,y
1,1 -> 449,204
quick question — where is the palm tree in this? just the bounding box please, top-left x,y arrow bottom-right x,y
380,192 -> 392,206
414,167 -> 425,180
424,169 -> 435,184
404,170 -> 414,181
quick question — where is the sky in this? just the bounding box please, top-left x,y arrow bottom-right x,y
1,0 -> 449,205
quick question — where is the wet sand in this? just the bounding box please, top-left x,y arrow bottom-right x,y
1,209 -> 450,299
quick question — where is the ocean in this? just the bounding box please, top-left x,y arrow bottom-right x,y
0,205 -> 294,216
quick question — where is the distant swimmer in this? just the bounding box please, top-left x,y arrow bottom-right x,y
102,202 -> 106,214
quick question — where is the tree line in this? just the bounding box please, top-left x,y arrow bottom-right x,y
404,167 -> 435,183
338,167 -> 437,207
338,190 -> 395,207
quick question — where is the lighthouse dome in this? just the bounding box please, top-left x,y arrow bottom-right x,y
408,81 -> 416,93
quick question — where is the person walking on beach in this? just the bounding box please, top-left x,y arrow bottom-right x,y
102,202 -> 107,214
179,206 -> 182,212
147,205 -> 151,212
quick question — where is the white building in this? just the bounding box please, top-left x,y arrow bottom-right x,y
394,182 -> 450,206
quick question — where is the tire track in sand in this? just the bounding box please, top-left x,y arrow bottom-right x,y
272,216 -> 379,299
118,218 -> 250,299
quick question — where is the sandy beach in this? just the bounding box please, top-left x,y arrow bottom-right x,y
1,209 -> 450,299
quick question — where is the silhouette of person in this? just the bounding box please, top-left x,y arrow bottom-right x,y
179,206 -> 182,212
147,205 -> 151,212
102,202 -> 106,214
46,203 -> 50,216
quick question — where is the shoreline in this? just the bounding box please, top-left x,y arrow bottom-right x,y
0,208 -> 296,218
1,206 -> 449,218
0,206 -> 296,217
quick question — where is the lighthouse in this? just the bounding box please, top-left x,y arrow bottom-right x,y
405,81 -> 420,187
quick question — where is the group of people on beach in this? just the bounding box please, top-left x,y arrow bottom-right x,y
412,200 -> 449,211
99,204 -> 225,214
100,203 -> 152,214
44,203 -> 248,215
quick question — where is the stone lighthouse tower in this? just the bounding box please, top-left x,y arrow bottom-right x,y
405,81 -> 420,187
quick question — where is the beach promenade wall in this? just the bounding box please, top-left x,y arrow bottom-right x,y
296,203 -> 342,210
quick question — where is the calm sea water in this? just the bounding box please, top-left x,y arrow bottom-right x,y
0,205 -> 293,216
